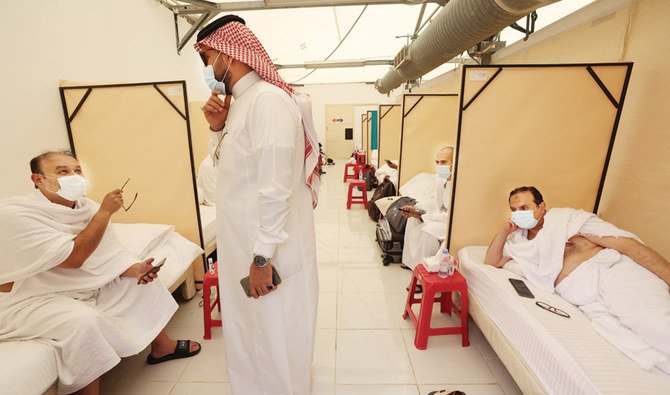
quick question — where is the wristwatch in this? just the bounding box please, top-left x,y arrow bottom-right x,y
253,255 -> 270,268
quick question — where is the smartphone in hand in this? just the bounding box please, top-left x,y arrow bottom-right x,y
137,257 -> 166,284
399,207 -> 426,215
240,266 -> 282,297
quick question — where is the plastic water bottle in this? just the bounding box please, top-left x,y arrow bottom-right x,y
207,257 -> 215,274
358,168 -> 363,180
438,248 -> 453,278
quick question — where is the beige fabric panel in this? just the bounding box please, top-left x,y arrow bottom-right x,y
597,0 -> 670,259
449,65 -> 629,255
398,95 -> 459,187
62,82 -> 204,281
378,105 -> 402,166
189,101 -> 211,165
462,67 -> 500,106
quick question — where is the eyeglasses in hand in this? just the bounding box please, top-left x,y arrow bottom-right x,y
536,301 -> 570,318
120,178 -> 139,212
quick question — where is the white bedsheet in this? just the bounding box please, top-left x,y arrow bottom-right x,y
459,246 -> 670,395
0,341 -> 57,395
199,204 -> 217,246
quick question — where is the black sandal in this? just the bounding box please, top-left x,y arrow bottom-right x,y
427,391 -> 465,395
146,339 -> 201,365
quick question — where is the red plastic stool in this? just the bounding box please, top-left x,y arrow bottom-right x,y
356,153 -> 367,165
347,180 -> 368,209
403,264 -> 469,349
343,163 -> 359,182
203,262 -> 222,340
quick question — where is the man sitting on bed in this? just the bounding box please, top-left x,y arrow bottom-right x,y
0,151 -> 201,395
484,186 -> 670,374
400,147 -> 454,271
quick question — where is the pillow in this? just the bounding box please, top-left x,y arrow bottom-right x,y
399,172 -> 437,204
112,223 -> 175,259
144,232 -> 204,288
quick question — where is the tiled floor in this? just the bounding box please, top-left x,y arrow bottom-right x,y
101,161 -> 522,395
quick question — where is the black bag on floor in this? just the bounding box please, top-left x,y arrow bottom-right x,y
367,180 -> 397,222
385,196 -> 417,235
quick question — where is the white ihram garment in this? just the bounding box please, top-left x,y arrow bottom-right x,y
0,191 -> 177,394
504,207 -> 670,374
210,72 -> 318,395
402,178 -> 452,269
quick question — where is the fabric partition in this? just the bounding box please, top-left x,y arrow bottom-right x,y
366,110 -> 373,165
378,104 -> 402,167
189,101 -> 211,166
448,63 -> 633,255
59,81 -> 205,281
361,113 -> 368,160
398,94 -> 459,187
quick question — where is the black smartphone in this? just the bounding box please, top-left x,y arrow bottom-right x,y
240,266 -> 282,297
509,278 -> 534,298
399,207 -> 426,215
138,257 -> 166,284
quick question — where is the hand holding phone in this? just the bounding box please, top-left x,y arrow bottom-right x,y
137,257 -> 166,285
241,266 -> 282,298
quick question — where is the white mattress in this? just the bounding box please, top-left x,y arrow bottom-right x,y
199,204 -> 217,246
0,340 -> 57,395
459,246 -> 670,395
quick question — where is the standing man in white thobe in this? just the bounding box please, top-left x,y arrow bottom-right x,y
193,15 -> 320,395
400,147 -> 454,271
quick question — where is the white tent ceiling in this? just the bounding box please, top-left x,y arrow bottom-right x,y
162,0 -> 595,85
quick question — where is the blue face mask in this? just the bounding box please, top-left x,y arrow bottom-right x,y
436,165 -> 451,180
203,53 -> 230,95
511,209 -> 539,229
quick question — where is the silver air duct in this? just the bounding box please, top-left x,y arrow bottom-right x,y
375,0 -> 559,94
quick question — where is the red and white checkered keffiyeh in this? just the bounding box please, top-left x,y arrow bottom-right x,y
195,21 -> 321,207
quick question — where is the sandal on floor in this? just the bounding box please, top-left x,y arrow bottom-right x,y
427,391 -> 466,395
147,340 -> 201,365
399,263 -> 412,271
405,283 -> 422,294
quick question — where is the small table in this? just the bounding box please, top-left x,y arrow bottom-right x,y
403,264 -> 469,349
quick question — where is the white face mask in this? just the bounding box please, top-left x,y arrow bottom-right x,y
203,53 -> 231,95
43,174 -> 90,201
511,209 -> 539,229
436,165 -> 451,180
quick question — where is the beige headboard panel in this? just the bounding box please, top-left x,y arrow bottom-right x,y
378,105 -> 401,167
398,94 -> 459,187
189,101 -> 211,166
448,64 -> 633,255
60,81 -> 205,280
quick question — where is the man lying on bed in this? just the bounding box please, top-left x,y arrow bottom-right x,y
0,151 -> 201,395
484,186 -> 670,374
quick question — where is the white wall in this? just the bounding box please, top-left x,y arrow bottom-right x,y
294,83 -> 399,151
0,0 -> 212,198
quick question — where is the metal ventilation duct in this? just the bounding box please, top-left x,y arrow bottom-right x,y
374,0 -> 560,93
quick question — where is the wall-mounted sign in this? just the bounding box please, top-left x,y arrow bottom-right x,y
331,117 -> 344,123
